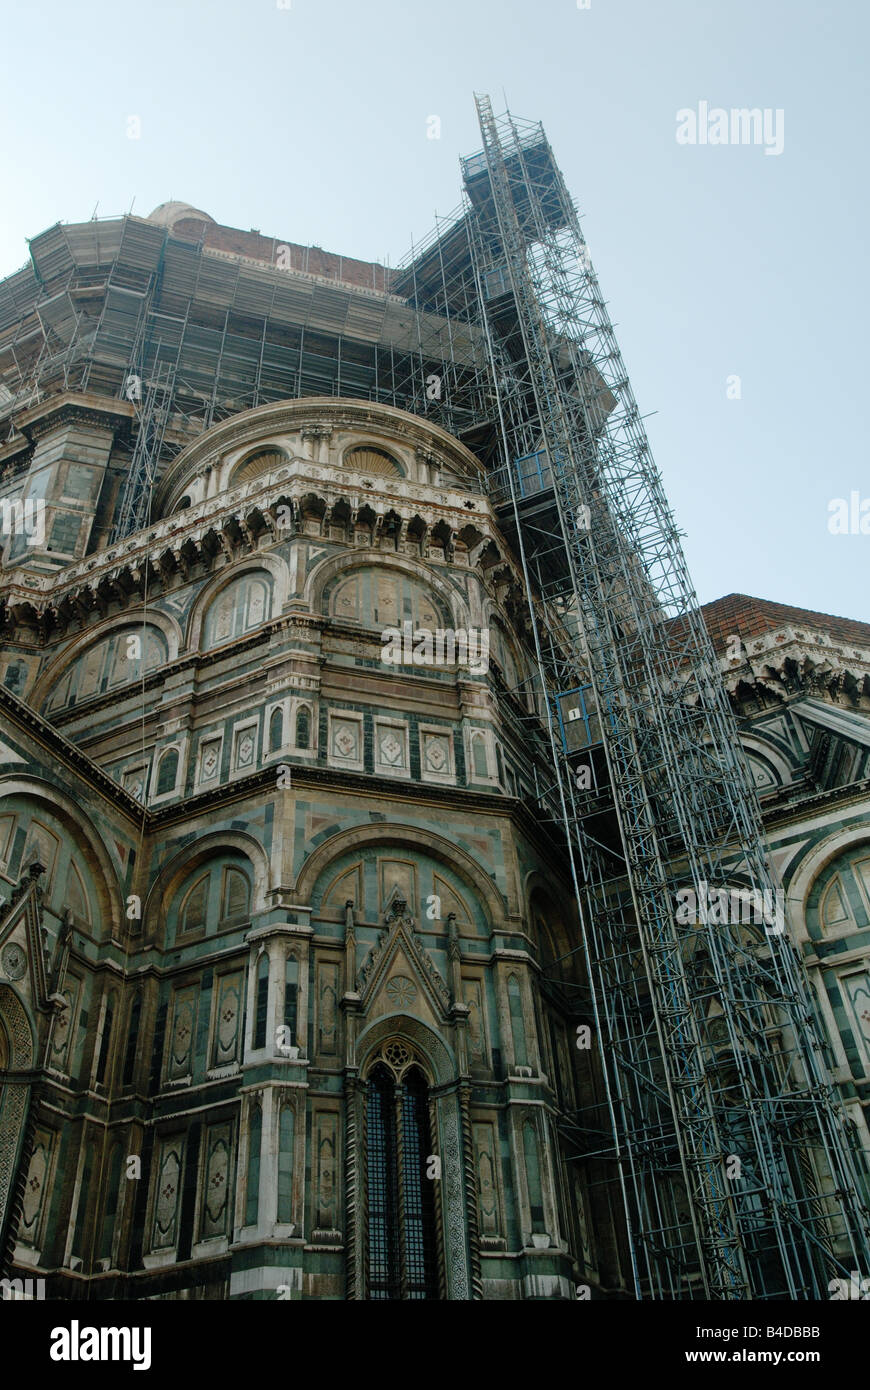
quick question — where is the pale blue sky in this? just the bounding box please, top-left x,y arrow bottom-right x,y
2,0 -> 867,618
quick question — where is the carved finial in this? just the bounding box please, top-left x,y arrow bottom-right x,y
385,887 -> 408,923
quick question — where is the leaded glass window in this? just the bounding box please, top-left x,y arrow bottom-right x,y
295,705 -> 311,750
365,1058 -> 439,1300
269,707 -> 284,753
254,953 -> 269,1050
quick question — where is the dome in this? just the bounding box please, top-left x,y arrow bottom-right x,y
147,201 -> 216,229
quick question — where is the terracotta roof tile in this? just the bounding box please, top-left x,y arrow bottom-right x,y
700,594 -> 870,653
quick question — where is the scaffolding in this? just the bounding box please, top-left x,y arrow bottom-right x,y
0,214 -> 497,500
1,101 -> 868,1298
451,95 -> 870,1298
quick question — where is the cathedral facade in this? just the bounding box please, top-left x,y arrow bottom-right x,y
1,200 -> 868,1300
0,387 -> 616,1300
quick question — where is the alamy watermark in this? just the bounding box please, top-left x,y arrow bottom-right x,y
676,103 -> 784,156
675,880 -> 785,934
381,620 -> 490,675
828,491 -> 870,535
0,497 -> 45,547
828,1271 -> 870,1299
1,1276 -> 46,1300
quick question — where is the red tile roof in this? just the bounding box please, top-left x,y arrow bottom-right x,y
701,594 -> 870,652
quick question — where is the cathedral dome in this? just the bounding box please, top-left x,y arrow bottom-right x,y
147,201 -> 216,229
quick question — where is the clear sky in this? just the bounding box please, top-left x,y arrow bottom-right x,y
2,0 -> 867,619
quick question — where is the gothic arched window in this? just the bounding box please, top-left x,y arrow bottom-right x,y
366,1053 -> 439,1300
471,732 -> 489,779
269,707 -> 284,753
156,748 -> 179,796
295,705 -> 311,750
254,953 -> 269,1050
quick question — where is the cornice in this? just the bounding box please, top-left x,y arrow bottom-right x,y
0,686 -> 146,826
0,683 -> 566,876
12,390 -> 135,440
0,471 -> 533,649
761,774 -> 870,832
718,623 -> 870,709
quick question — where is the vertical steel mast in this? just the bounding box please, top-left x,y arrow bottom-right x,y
465,94 -> 870,1298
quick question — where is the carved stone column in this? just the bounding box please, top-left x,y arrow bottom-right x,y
459,1080 -> 483,1299
343,1073 -> 365,1299
434,1088 -> 471,1300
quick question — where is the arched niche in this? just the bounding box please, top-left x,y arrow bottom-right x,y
229,447 -> 290,488
342,444 -> 404,479
785,825 -> 870,946
0,779 -> 122,939
304,551 -> 469,633
804,839 -> 870,943
143,830 -> 270,947
325,566 -> 451,632
297,823 -> 504,933
185,553 -> 290,652
33,614 -> 179,715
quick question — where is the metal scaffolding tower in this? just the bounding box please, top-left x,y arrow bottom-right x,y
455,94 -> 870,1298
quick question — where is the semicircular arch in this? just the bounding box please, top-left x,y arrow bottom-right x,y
0,777 -> 123,936
186,553 -> 290,652
295,823 -> 505,928
143,828 -> 271,942
30,610 -> 180,714
305,550 -> 470,631
785,825 -> 870,945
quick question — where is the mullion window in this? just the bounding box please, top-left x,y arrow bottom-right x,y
401,1071 -> 439,1299
366,1062 -> 439,1300
367,1066 -> 401,1300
